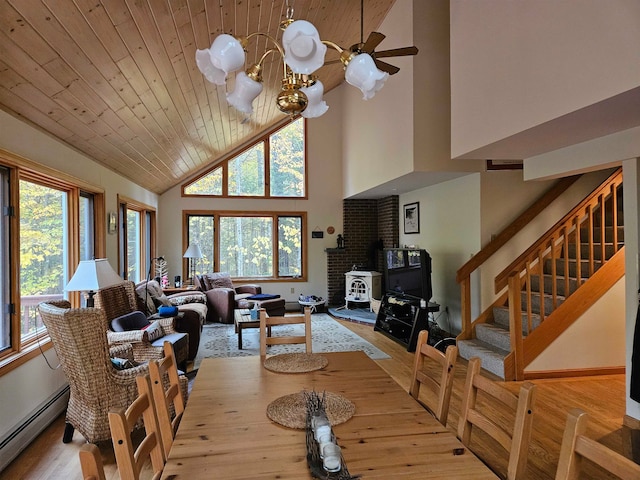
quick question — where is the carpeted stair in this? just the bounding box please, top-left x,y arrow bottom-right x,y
458,184 -> 623,379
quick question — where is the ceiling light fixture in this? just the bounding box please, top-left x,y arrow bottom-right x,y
195,1 -> 389,119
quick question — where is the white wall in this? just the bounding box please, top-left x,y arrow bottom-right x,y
0,110 -> 157,445
450,0 -> 640,159
157,88 -> 345,303
399,174 -> 481,334
528,280 -> 626,371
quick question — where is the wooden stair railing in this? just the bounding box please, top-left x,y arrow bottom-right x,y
457,168 -> 623,380
456,175 -> 580,341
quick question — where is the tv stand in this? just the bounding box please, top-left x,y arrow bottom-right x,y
374,293 -> 438,352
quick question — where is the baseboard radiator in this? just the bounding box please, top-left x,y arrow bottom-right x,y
0,385 -> 69,472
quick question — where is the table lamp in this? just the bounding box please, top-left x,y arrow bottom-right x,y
65,258 -> 123,307
183,243 -> 203,285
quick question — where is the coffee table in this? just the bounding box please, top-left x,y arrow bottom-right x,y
234,309 -> 270,349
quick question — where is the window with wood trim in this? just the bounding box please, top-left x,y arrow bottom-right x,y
0,159 -> 104,371
185,212 -> 306,281
118,197 -> 156,283
182,118 -> 306,199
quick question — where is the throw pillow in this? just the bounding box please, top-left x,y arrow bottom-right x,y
111,311 -> 149,332
204,272 -> 233,290
142,321 -> 164,342
154,294 -> 172,307
169,293 -> 206,305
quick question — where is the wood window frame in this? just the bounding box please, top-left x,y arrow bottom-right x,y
181,117 -> 308,200
183,210 -> 307,283
0,149 -> 105,375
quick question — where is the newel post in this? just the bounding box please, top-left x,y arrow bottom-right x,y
508,272 -> 525,381
459,277 -> 472,340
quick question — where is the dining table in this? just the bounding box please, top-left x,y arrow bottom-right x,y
160,351 -> 499,479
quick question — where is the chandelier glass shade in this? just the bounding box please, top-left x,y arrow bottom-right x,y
195,9 -> 389,118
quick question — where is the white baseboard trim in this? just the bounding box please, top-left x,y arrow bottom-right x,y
0,385 -> 69,473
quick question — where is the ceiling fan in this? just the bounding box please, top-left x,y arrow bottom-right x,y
344,0 -> 419,75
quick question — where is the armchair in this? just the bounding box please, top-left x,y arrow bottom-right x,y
37,300 -> 149,443
93,281 -> 189,366
194,272 -> 261,324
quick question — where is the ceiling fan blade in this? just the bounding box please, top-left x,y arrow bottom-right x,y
375,59 -> 400,75
361,31 -> 385,53
374,46 -> 419,59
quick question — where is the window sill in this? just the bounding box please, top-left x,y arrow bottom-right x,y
0,339 -> 52,376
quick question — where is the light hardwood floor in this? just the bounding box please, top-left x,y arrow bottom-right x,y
1,318 -> 634,480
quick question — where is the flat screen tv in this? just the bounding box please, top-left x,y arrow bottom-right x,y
383,248 -> 432,301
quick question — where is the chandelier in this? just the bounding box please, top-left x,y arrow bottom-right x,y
195,3 -> 389,119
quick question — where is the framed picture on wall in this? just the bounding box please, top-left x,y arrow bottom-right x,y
403,202 -> 420,234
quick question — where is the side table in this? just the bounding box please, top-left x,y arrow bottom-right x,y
234,309 -> 270,350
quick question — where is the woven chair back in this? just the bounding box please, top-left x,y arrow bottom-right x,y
38,300 -> 149,443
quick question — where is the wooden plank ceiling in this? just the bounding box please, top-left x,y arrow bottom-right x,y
0,0 -> 396,194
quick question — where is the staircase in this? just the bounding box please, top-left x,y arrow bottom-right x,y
456,169 -> 624,380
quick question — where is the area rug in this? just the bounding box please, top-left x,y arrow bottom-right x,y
194,313 -> 390,369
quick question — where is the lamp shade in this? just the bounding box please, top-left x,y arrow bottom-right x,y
65,259 -> 122,292
195,48 -> 227,86
345,53 -> 389,100
227,72 -> 263,114
282,20 -> 327,75
183,243 -> 204,259
300,79 -> 328,118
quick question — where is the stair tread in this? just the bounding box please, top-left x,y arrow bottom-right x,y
458,338 -> 509,357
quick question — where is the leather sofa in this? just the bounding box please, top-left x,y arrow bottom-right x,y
194,272 -> 261,324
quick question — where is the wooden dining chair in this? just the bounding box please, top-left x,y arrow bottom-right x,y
457,357 -> 537,480
555,408 -> 640,480
259,307 -> 312,358
409,329 -> 458,426
108,374 -> 165,480
148,341 -> 186,458
79,443 -> 106,480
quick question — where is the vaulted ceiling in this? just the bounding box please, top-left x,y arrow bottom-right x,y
0,0 -> 396,194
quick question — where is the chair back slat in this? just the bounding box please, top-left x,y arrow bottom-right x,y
149,341 -> 187,457
259,307 -> 312,358
109,375 -> 165,480
409,330 -> 458,425
555,408 -> 640,480
457,357 -> 537,480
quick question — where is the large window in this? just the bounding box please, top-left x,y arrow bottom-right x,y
118,197 -> 156,283
186,212 -> 306,280
19,179 -> 68,342
0,157 -> 103,371
0,167 -> 10,353
183,118 -> 307,199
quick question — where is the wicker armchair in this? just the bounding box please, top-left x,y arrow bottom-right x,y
37,300 -> 149,444
93,281 -> 189,366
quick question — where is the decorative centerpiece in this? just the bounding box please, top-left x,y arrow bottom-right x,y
304,391 -> 358,479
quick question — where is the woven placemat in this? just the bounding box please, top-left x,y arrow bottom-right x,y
266,391 -> 355,429
263,353 -> 329,373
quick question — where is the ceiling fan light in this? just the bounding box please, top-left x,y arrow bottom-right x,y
227,72 -> 263,114
300,80 -> 328,118
209,34 -> 246,75
345,53 -> 389,100
195,49 -> 227,85
282,20 -> 327,74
